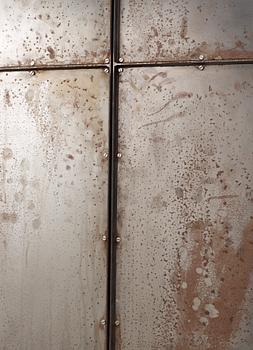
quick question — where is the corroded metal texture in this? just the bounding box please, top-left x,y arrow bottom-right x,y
0,69 -> 108,349
0,0 -> 110,67
117,65 -> 253,349
120,0 -> 253,63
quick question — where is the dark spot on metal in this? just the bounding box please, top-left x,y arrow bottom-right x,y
47,46 -> 55,59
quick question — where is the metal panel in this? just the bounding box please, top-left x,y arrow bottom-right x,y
117,65 -> 253,349
120,0 -> 253,63
0,69 -> 108,349
0,0 -> 110,67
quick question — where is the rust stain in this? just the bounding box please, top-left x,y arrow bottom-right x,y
47,46 -> 55,59
66,154 -> 74,160
175,217 -> 253,349
187,41 -> 253,60
206,194 -> 239,202
4,90 -> 11,106
0,212 -> 17,223
180,17 -> 188,40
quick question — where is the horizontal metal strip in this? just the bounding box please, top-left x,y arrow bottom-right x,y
0,63 -> 108,73
114,58 -> 253,68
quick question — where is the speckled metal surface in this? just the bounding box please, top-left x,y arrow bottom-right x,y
116,65 -> 253,350
0,69 -> 109,349
0,0 -> 110,67
120,0 -> 253,63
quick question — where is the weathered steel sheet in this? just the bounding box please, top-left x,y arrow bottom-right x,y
0,69 -> 109,349
120,0 -> 253,62
0,0 -> 110,67
117,65 -> 253,349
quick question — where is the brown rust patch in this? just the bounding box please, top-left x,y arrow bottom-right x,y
180,17 -> 188,40
66,154 -> 74,160
175,217 -> 253,349
47,46 -> 55,59
0,212 -> 17,223
4,90 -> 11,106
187,41 -> 253,60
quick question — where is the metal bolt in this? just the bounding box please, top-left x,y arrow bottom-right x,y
102,235 -> 107,241
198,65 -> 204,71
104,68 -> 109,74
116,237 -> 121,243
118,68 -> 123,73
103,152 -> 108,159
29,71 -> 36,76
199,54 -> 204,61
104,58 -> 110,64
117,152 -> 122,159
118,57 -> 124,63
115,320 -> 120,327
30,60 -> 35,66
100,319 -> 106,326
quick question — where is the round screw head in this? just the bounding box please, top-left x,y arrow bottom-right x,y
199,54 -> 204,61
118,57 -> 124,63
29,71 -> 36,76
102,235 -> 107,241
30,60 -> 35,66
100,319 -> 106,326
104,58 -> 110,64
118,68 -> 123,73
117,152 -> 122,159
103,152 -> 108,158
104,68 -> 109,74
115,320 -> 120,326
116,237 -> 121,243
198,65 -> 204,71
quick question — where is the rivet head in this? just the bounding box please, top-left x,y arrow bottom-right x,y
29,71 -> 36,76
116,237 -> 121,243
100,319 -> 106,326
117,152 -> 122,159
199,54 -> 204,61
102,235 -> 107,241
115,320 -> 120,326
198,65 -> 204,71
104,68 -> 109,74
30,60 -> 35,66
104,58 -> 110,64
118,68 -> 123,73
103,152 -> 108,158
119,57 -> 124,63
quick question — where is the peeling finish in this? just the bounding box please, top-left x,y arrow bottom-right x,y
120,0 -> 253,62
0,0 -> 110,67
0,69 -> 109,349
117,66 -> 253,349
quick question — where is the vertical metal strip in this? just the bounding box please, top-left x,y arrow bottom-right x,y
107,0 -> 121,349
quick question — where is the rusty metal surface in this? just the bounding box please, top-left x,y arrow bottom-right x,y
120,0 -> 253,63
117,65 -> 253,349
0,69 -> 109,349
0,0 -> 110,67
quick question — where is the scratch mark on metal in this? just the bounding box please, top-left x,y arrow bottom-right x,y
138,111 -> 186,129
148,92 -> 193,116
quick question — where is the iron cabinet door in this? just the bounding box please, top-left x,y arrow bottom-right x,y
116,65 -> 253,350
0,69 -> 109,349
